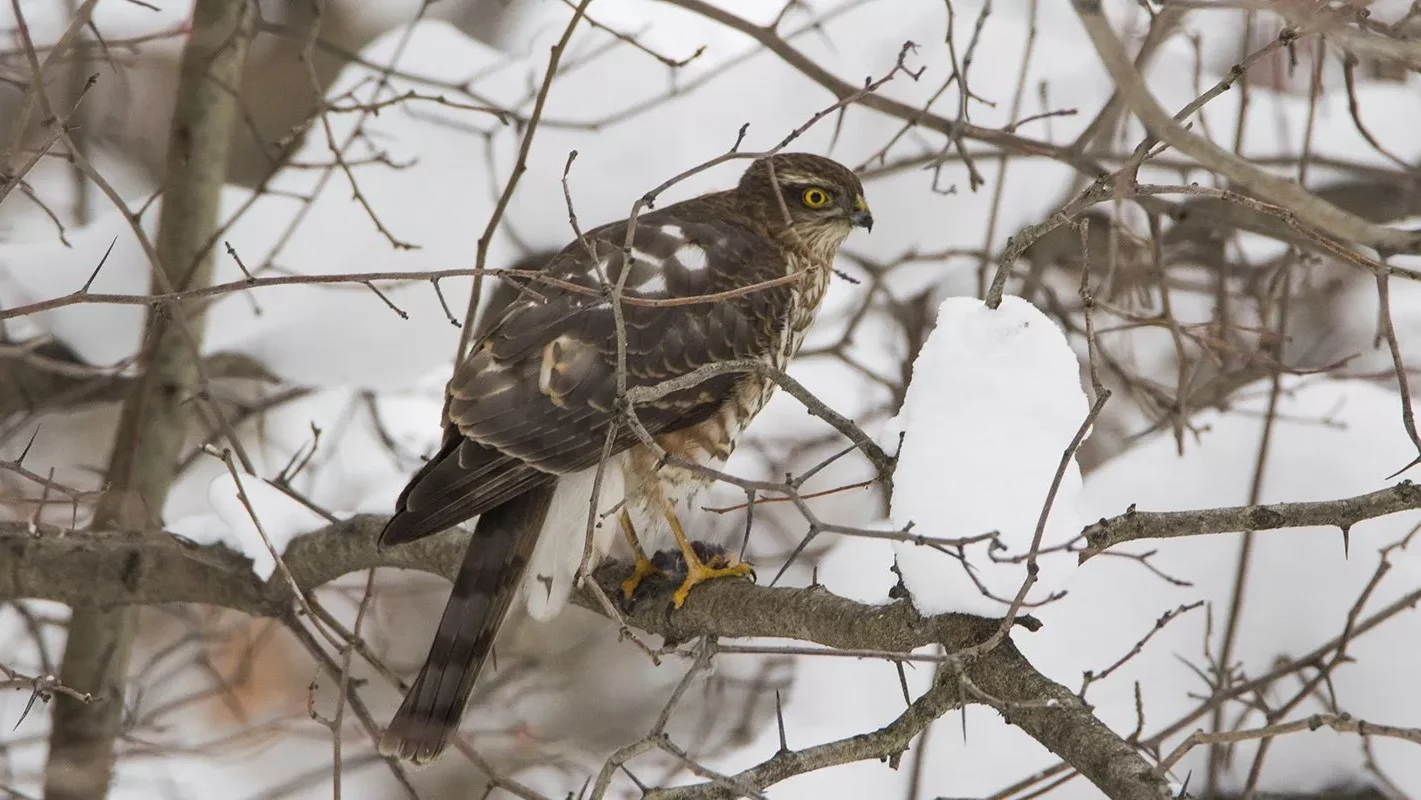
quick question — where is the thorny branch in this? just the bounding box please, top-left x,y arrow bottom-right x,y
1070,1 -> 1421,257
1081,481 -> 1421,559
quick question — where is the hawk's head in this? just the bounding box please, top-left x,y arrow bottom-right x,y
737,153 -> 873,255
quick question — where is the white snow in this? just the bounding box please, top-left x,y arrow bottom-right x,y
887,294 -> 1090,617
170,470 -> 337,582
874,378 -> 1421,797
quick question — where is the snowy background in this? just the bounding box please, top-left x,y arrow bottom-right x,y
3,0 -> 1421,798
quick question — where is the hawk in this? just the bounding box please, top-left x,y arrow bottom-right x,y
377,153 -> 872,763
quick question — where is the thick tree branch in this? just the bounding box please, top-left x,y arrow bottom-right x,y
1080,481 -> 1421,560
1,518 -> 1169,800
39,2 -> 255,798
632,584 -> 1165,800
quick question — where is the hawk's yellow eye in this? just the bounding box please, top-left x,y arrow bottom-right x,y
801,188 -> 832,209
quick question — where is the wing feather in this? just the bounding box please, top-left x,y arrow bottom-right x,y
382,198 -> 790,547
380,429 -> 551,548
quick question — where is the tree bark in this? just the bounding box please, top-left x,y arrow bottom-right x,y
42,2 -> 255,797
2,517 -> 1175,800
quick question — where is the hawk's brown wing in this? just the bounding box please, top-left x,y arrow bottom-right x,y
380,198 -> 790,547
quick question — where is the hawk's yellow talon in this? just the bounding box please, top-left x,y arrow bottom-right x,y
671,558 -> 753,609
662,498 -> 753,609
621,552 -> 662,598
619,510 -> 661,598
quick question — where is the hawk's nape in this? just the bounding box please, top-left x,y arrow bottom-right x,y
378,483 -> 556,763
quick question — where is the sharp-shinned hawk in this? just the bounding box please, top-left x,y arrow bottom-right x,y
377,153 -> 872,763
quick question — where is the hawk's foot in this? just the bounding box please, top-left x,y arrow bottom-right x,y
619,509 -> 663,599
671,543 -> 754,609
647,541 -> 744,572
659,500 -> 754,608
620,549 -> 664,599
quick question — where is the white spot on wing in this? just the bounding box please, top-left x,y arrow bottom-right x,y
591,257 -> 610,285
630,247 -> 659,265
658,224 -> 685,241
638,273 -> 668,294
538,334 -> 572,402
675,244 -> 708,273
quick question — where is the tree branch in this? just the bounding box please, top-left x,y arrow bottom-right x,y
1070,0 -> 1421,258
0,344 -> 279,417
0,518 -> 1169,800
1080,481 -> 1421,560
37,2 -> 256,797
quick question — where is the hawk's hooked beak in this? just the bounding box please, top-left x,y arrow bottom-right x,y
850,195 -> 873,232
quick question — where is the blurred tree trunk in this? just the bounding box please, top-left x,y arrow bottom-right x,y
41,1 -> 256,798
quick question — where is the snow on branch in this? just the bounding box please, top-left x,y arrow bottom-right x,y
888,295 -> 1089,617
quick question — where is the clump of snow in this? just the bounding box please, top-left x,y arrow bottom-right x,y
170,471 -> 334,581
887,294 -> 1089,617
893,378 -> 1421,797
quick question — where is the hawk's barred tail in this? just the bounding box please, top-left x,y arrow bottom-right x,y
379,485 -> 555,764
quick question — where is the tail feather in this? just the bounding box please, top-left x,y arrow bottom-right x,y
378,484 -> 555,764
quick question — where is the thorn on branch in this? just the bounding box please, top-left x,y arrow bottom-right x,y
78,237 -> 118,293
361,280 -> 409,319
2,667 -> 97,731
731,122 -> 750,153
224,240 -> 255,281
430,278 -> 461,327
